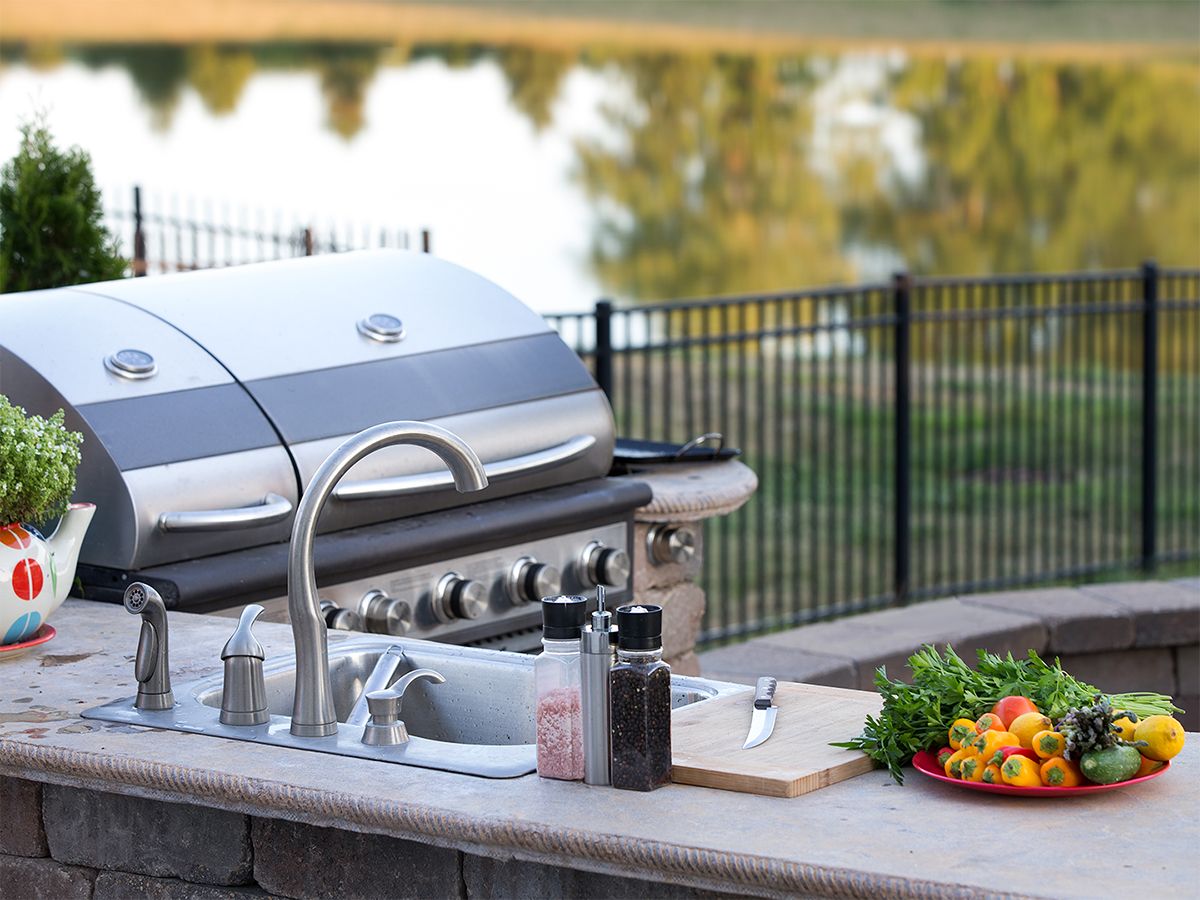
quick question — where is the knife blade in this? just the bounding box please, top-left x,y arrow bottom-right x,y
741,676 -> 778,749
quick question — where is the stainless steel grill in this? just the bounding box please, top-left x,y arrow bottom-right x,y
0,250 -> 647,649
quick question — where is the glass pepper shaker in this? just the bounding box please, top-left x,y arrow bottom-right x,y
534,595 -> 588,780
610,604 -> 672,792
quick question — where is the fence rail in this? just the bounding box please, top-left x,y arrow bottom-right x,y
547,262 -> 1200,647
104,186 -> 430,275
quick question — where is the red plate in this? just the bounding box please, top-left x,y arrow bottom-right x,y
0,623 -> 56,659
911,749 -> 1169,797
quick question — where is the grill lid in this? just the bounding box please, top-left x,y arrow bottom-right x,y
0,251 -> 614,570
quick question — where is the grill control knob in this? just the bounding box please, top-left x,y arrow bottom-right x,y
432,573 -> 487,623
506,556 -> 562,605
579,541 -> 631,588
646,524 -> 697,566
319,599 -> 362,632
358,589 -> 413,636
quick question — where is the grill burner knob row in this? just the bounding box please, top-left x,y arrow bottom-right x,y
506,556 -> 562,605
579,540 -> 631,588
432,572 -> 488,623
358,589 -> 414,636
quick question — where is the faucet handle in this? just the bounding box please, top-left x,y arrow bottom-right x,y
361,668 -> 444,747
222,604 -> 265,660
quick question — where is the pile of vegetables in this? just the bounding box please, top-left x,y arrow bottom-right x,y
835,645 -> 1183,783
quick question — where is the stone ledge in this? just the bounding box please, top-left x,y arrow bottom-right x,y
958,587 -> 1134,654
1077,581 -> 1200,648
624,461 -> 758,524
699,582 -> 1196,698
699,642 -> 856,690
1058,648 -> 1177,697
43,785 -> 253,886
0,853 -> 95,900
0,776 -> 48,857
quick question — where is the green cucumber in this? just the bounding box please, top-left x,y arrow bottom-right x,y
1079,744 -> 1141,785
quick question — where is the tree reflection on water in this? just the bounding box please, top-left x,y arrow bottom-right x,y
2,40 -> 1196,300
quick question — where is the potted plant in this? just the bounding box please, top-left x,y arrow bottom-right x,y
0,395 -> 93,645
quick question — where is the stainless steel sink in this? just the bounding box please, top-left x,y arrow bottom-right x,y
83,634 -> 743,778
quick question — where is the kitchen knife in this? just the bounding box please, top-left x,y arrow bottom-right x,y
741,676 -> 778,749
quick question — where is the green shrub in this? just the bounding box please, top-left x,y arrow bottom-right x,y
0,396 -> 83,525
0,119 -> 125,292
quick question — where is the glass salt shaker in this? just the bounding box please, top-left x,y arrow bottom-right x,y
534,595 -> 588,780
610,604 -> 672,792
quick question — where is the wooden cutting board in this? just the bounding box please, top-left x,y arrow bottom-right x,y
670,681 -> 881,798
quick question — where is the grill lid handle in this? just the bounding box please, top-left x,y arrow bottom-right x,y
332,434 -> 596,502
158,492 -> 294,533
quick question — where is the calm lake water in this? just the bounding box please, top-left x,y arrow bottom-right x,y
1,41 -> 1197,312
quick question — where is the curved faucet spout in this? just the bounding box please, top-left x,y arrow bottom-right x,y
288,421 -> 488,737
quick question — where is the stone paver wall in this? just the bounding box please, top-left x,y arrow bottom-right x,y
0,778 -> 747,900
698,579 -> 1200,731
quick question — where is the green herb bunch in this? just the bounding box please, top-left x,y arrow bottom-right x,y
835,645 -> 1182,784
0,395 -> 83,525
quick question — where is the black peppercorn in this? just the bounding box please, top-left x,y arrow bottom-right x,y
610,605 -> 671,792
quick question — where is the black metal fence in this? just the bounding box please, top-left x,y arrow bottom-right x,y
547,263 -> 1200,646
104,186 -> 430,275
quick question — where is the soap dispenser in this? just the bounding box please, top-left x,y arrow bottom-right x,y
220,604 -> 269,726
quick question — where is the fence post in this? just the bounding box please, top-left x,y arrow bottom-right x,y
893,272 -> 913,606
421,229 -> 431,254
594,298 -> 614,401
303,227 -> 314,256
1140,260 -> 1159,572
132,185 -> 147,277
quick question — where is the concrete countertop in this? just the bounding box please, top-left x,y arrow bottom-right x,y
1,600 -> 1196,900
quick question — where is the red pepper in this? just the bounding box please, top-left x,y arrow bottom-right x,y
936,746 -> 955,768
989,745 -> 1039,768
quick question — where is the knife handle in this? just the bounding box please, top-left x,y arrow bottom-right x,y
754,676 -> 777,710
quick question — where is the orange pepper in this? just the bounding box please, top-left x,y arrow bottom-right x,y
1040,756 -> 1084,787
974,712 -> 1006,735
1001,754 -> 1042,787
1135,754 -> 1165,778
1032,730 -> 1067,759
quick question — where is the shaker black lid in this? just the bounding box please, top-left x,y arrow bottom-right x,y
616,604 -> 663,651
541,595 -> 588,639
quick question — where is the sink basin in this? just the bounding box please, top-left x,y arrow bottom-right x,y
82,634 -> 743,778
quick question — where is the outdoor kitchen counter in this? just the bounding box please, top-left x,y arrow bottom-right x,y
2,601 -> 1197,900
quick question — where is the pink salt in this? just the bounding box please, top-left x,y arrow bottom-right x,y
536,686 -> 584,780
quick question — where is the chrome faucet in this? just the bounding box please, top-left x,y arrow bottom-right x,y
288,421 -> 488,737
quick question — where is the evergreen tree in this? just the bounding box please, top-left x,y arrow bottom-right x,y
0,119 -> 125,292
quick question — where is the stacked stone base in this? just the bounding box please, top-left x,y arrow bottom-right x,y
0,777 -> 745,900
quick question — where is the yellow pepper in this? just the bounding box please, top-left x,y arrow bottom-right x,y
948,718 -> 977,750
1001,754 -> 1042,787
981,763 -> 1004,785
945,746 -> 978,779
1033,730 -> 1066,759
971,730 -> 1020,762
959,755 -> 987,782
